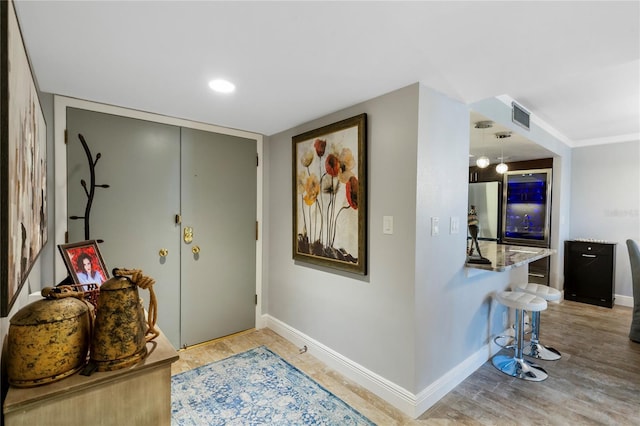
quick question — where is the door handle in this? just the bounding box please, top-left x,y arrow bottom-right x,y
581,254 -> 596,258
159,248 -> 169,257
184,226 -> 194,243
192,245 -> 200,254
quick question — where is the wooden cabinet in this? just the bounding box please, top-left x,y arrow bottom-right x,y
3,330 -> 179,426
469,158 -> 554,183
468,165 -> 501,183
529,257 -> 550,285
564,240 -> 616,308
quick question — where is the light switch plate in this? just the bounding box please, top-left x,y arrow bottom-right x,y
450,216 -> 459,234
383,216 -> 393,234
431,217 -> 439,236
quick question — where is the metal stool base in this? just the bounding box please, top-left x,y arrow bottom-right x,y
523,342 -> 561,361
491,354 -> 548,381
514,284 -> 563,361
493,335 -> 515,350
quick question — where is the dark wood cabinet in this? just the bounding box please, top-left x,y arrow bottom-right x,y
469,158 -> 553,183
564,240 -> 616,308
469,165 -> 501,183
529,257 -> 550,285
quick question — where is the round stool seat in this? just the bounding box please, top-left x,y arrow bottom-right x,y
492,290 -> 548,381
495,291 -> 547,312
512,283 -> 562,361
514,283 -> 561,302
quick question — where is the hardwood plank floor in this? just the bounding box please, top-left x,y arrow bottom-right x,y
171,300 -> 640,425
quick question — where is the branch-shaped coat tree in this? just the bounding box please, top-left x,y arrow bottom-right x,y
69,134 -> 109,242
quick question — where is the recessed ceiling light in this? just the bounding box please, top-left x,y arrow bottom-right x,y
208,79 -> 235,94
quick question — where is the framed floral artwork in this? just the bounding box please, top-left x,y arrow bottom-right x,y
292,113 -> 367,275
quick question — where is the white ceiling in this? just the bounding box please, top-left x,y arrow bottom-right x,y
13,1 -> 640,155
468,110 -> 556,167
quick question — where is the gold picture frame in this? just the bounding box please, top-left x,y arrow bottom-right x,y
292,113 -> 367,275
1,0 -> 48,316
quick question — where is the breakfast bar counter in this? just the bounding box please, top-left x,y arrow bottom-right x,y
465,241 -> 555,272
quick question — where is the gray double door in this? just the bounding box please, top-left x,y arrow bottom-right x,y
67,108 -> 256,349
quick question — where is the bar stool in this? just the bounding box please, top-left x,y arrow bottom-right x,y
492,291 -> 548,381
513,282 -> 562,361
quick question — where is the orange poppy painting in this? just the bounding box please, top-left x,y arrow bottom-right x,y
292,114 -> 367,275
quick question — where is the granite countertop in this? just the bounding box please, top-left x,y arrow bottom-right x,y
465,241 -> 555,272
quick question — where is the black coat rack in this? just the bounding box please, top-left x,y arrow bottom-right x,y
69,133 -> 109,242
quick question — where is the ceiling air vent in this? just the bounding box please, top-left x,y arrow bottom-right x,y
512,102 -> 530,130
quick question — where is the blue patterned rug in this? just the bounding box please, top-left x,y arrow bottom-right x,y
171,346 -> 376,425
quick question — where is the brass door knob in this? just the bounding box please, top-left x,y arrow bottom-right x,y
192,245 -> 200,254
159,248 -> 169,257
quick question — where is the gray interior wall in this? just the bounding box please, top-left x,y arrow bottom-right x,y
414,85 -> 521,390
266,84 -> 420,390
37,92 -> 56,292
570,140 -> 640,298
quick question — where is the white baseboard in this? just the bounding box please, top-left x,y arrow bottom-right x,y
262,314 -> 496,419
615,294 -> 633,307
415,337 -> 502,416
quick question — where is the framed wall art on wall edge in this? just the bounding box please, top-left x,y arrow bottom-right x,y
1,0 -> 48,316
292,113 -> 367,275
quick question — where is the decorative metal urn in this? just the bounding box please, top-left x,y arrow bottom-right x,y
7,287 -> 93,387
89,276 -> 147,371
89,269 -> 159,371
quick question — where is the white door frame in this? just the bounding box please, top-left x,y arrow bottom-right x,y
53,95 -> 265,330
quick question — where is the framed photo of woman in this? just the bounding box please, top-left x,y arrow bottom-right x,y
58,240 -> 109,287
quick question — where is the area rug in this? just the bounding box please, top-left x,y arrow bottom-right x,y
171,346 -> 376,425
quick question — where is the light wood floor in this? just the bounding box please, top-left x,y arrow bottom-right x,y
171,300 -> 640,425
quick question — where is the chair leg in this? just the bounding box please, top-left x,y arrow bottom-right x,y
523,310 -> 561,361
492,308 -> 548,381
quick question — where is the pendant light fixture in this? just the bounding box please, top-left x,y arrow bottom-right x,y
495,131 -> 511,174
474,120 -> 493,168
476,155 -> 491,169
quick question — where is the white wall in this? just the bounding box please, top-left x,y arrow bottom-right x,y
569,140 -> 640,300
